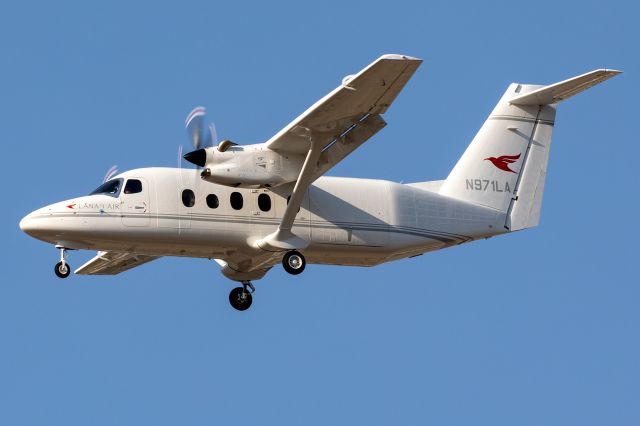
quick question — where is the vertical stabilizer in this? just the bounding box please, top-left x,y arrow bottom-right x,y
439,84 -> 556,220
439,69 -> 620,231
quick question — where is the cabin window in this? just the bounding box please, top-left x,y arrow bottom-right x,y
230,192 -> 243,210
182,189 -> 195,207
286,194 -> 300,212
124,179 -> 142,194
258,193 -> 271,212
206,194 -> 219,209
89,178 -> 123,197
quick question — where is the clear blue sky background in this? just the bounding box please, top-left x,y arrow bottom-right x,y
1,1 -> 637,424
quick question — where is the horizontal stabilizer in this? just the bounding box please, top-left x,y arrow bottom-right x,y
510,69 -> 621,105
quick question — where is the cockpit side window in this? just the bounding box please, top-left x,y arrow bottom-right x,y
89,178 -> 123,197
124,179 -> 143,194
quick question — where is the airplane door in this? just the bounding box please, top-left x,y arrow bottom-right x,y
251,189 -> 281,238
179,188 -> 193,230
121,178 -> 150,227
251,189 -> 276,219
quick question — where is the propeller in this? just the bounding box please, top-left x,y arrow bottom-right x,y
181,106 -> 237,180
103,165 -> 119,183
183,106 -> 217,167
185,106 -> 217,150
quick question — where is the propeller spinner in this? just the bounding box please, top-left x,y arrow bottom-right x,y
183,148 -> 207,167
183,106 -> 218,167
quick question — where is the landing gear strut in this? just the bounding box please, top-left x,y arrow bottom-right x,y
54,246 -> 71,279
229,280 -> 255,311
282,250 -> 305,275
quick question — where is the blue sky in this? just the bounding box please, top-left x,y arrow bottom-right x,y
1,1 -> 638,424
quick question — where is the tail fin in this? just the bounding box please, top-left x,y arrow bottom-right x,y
439,69 -> 620,231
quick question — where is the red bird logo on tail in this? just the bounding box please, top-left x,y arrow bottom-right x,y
484,153 -> 521,173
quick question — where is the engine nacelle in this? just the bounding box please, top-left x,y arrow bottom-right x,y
184,143 -> 304,188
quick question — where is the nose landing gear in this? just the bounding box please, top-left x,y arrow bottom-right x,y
229,280 -> 255,311
54,246 -> 71,279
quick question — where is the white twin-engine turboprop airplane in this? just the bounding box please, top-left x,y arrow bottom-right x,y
20,54 -> 620,310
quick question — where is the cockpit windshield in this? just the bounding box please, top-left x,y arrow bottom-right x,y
89,178 -> 123,197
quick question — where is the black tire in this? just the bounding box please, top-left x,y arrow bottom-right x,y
54,261 -> 71,279
229,287 -> 253,311
282,251 -> 305,275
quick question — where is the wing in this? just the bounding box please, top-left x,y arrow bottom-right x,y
75,251 -> 160,275
256,54 -> 422,252
266,54 -> 422,156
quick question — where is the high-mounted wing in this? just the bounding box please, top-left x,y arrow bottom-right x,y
75,251 -> 160,275
256,54 -> 422,252
265,54 -> 422,155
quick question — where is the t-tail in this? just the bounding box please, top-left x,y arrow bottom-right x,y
439,69 -> 621,231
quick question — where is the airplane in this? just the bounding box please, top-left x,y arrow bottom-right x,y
19,54 -> 620,311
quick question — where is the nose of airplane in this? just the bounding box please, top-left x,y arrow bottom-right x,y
19,212 -> 38,236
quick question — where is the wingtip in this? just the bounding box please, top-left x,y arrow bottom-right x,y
591,68 -> 622,76
379,53 -> 423,62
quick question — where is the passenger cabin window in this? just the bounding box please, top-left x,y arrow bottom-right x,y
182,189 -> 195,207
230,192 -> 243,210
124,179 -> 142,194
90,179 -> 123,197
286,195 -> 300,212
206,194 -> 219,209
258,193 -> 271,212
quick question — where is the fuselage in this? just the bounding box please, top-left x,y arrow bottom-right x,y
20,167 -> 506,276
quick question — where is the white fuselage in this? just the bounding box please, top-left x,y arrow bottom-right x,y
20,167 -> 506,280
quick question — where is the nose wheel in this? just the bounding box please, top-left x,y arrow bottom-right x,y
282,250 -> 305,275
54,246 -> 71,279
229,281 -> 255,311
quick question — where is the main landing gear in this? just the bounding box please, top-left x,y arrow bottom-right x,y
229,281 -> 255,311
227,251 -> 306,311
54,245 -> 71,279
282,250 -> 306,275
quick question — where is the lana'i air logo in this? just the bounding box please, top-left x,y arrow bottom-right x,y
484,153 -> 521,173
